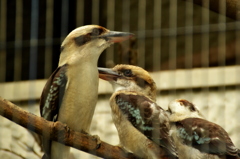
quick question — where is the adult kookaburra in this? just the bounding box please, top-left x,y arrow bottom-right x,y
39,25 -> 133,159
168,99 -> 240,159
98,65 -> 178,159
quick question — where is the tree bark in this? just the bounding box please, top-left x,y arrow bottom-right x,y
0,96 -> 138,159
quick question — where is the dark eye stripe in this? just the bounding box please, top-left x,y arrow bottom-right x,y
136,77 -> 149,88
119,69 -> 149,88
74,28 -> 106,46
74,34 -> 91,46
179,100 -> 197,112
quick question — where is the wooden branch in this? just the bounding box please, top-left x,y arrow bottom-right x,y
182,0 -> 240,20
0,96 -> 138,159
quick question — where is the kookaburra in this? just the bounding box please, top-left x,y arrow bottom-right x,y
39,25 -> 133,159
168,99 -> 240,159
98,65 -> 178,159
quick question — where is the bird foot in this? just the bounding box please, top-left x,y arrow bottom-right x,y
92,135 -> 101,149
64,124 -> 70,132
80,131 -> 101,149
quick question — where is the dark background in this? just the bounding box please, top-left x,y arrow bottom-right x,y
1,0 -> 239,82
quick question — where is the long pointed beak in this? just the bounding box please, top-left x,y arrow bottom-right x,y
98,67 -> 121,81
99,31 -> 134,43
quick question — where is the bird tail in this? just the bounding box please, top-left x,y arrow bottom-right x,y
225,149 -> 240,159
160,138 -> 178,159
236,149 -> 240,159
165,149 -> 179,159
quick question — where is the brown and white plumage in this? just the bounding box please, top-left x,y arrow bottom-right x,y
40,25 -> 133,159
98,65 -> 178,159
168,99 -> 240,159
99,65 -> 157,101
168,99 -> 205,122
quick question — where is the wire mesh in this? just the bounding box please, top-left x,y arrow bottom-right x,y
0,0 -> 240,158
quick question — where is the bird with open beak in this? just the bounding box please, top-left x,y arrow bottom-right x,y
39,25 -> 133,159
98,65 -> 178,159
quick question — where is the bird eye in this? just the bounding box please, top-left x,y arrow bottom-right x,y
91,28 -> 104,36
123,69 -> 133,77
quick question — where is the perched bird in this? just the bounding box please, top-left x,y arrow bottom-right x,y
168,99 -> 240,159
98,65 -> 178,159
39,25 -> 133,159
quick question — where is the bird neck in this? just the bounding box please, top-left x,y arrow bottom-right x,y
58,47 -> 101,67
112,85 -> 156,102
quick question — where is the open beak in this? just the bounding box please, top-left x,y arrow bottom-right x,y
98,67 -> 121,81
99,31 -> 134,43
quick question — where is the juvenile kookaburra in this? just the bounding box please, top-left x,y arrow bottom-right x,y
98,65 -> 178,159
39,25 -> 133,159
168,99 -> 240,159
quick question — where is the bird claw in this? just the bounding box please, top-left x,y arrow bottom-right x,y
80,131 -> 101,149
64,124 -> 70,132
92,135 -> 101,149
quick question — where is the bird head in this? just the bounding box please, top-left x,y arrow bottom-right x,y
98,64 -> 157,101
59,25 -> 134,66
167,99 -> 204,121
